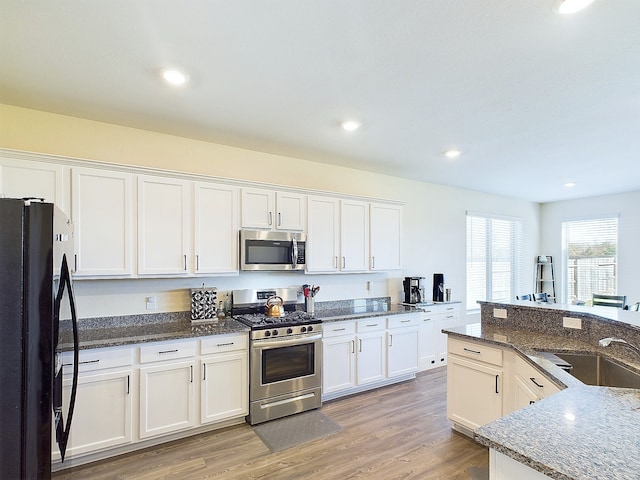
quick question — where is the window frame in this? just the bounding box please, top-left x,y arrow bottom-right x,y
466,211 -> 523,313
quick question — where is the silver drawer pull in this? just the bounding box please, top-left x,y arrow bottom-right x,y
365,324 -> 379,327
447,307 -> 454,310
158,349 -> 179,355
401,320 -> 411,323
463,347 -> 481,354
79,359 -> 100,365
333,328 -> 346,331
446,315 -> 454,318
217,342 -> 235,347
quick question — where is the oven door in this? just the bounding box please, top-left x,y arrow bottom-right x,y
250,334 -> 322,401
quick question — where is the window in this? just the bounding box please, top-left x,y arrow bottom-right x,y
563,217 -> 618,304
466,213 -> 523,311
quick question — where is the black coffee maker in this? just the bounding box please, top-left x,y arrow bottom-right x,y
403,277 -> 425,304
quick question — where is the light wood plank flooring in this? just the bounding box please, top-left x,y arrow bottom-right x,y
53,367 -> 488,479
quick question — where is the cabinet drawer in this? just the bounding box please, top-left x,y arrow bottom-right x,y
139,340 -> 197,363
323,321 -> 356,338
448,338 -> 503,367
201,333 -> 248,355
387,314 -> 420,329
356,318 -> 386,332
61,346 -> 133,373
515,355 -> 561,397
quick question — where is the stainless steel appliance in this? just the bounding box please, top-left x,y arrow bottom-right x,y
232,287 -> 322,425
403,276 -> 425,304
0,198 -> 79,479
239,230 -> 306,271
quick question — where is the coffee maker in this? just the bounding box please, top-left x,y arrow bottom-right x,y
403,277 -> 425,304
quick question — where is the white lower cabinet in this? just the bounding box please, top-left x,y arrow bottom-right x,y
387,314 -> 420,378
52,346 -> 134,462
322,322 -> 357,395
419,303 -> 461,370
54,334 -> 249,467
447,336 -> 562,434
322,314 -> 421,401
200,334 -> 248,424
139,360 -> 196,438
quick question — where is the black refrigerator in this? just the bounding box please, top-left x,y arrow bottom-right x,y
0,198 -> 79,480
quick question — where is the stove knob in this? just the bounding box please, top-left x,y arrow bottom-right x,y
272,329 -> 279,336
287,328 -> 293,334
301,326 -> 307,333
308,325 -> 313,332
264,330 -> 271,337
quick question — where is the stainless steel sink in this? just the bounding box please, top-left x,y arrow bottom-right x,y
554,353 -> 640,389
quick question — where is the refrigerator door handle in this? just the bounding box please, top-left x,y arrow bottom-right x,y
53,254 -> 80,463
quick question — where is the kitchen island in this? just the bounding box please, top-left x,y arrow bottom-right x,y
444,301 -> 640,480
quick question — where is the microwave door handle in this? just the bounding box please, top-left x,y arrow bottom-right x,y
291,238 -> 298,267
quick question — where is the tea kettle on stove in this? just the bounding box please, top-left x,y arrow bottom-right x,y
265,295 -> 285,317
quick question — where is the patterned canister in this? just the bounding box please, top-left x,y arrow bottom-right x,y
190,286 -> 217,320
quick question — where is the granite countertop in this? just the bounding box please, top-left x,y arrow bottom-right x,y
444,310 -> 640,480
59,312 -> 249,351
315,304 -> 420,322
475,386 -> 640,480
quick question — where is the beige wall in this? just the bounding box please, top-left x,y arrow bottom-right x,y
1,104 -> 541,320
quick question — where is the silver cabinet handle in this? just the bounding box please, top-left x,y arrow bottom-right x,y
333,328 -> 346,332
278,212 -> 282,227
190,365 -> 193,383
389,334 -> 393,347
158,349 -> 179,355
217,342 -> 235,347
530,377 -> 544,388
495,375 -> 500,394
126,375 -> 130,395
268,211 -> 273,226
342,257 -> 346,269
196,254 -> 199,271
359,339 -> 363,352
351,340 -> 355,354
463,347 -> 481,354
334,256 -> 338,269
203,364 -> 207,381
184,254 -> 187,271
371,256 -> 375,269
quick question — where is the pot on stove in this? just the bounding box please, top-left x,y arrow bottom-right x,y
265,295 -> 285,317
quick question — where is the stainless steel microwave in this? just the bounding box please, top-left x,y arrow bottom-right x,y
239,230 -> 306,271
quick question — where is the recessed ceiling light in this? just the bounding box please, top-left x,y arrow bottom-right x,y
553,0 -> 596,14
444,149 -> 462,159
340,120 -> 361,132
161,68 -> 189,86
564,182 -> 577,187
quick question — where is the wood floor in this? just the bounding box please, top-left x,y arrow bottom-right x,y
53,367 -> 488,480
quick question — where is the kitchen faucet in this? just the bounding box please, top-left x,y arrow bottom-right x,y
599,337 -> 640,357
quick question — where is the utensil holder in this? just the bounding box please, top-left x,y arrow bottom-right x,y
305,297 -> 315,315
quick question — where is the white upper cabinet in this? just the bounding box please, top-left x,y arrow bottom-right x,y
306,196 -> 340,272
71,167 -> 134,277
137,175 -> 192,275
340,200 -> 370,272
370,203 -> 402,271
0,158 -> 69,214
240,187 -> 305,231
193,182 -> 239,274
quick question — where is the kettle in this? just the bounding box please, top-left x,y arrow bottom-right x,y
265,295 -> 285,317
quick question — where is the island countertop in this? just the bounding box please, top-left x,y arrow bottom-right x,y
444,301 -> 640,480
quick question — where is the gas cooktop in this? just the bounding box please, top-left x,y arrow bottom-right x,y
233,311 -> 319,329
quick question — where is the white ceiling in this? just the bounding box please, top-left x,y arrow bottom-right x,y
1,1 -> 639,203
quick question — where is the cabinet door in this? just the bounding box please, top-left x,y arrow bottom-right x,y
418,314 -> 438,370
306,196 -> 340,272
137,175 -> 191,275
0,158 -> 68,214
388,328 -> 419,377
511,375 -> 541,413
340,200 -> 369,272
241,187 -> 274,229
356,331 -> 386,385
52,369 -> 133,460
194,182 -> 238,274
323,336 -> 356,395
435,307 -> 460,366
276,192 -> 305,231
201,351 -> 248,424
72,167 -> 134,276
139,361 -> 195,438
369,203 -> 402,270
447,355 -> 502,430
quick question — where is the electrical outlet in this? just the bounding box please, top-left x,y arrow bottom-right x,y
493,308 -> 508,319
146,296 -> 157,311
563,317 -> 582,329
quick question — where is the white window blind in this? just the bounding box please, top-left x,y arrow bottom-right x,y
563,217 -> 618,304
466,213 -> 523,311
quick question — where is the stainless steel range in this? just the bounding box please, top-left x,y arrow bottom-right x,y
232,287 -> 322,425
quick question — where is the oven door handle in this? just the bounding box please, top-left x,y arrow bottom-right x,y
252,333 -> 322,348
